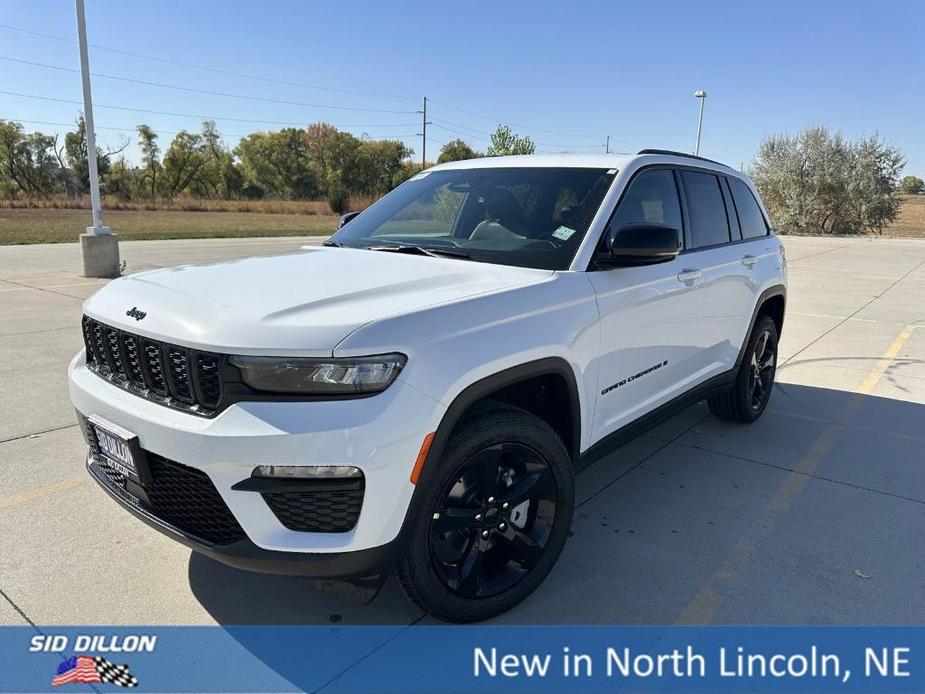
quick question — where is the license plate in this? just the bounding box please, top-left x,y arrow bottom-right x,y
88,416 -> 137,477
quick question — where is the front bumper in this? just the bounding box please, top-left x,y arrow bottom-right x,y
69,350 -> 445,572
86,454 -> 401,578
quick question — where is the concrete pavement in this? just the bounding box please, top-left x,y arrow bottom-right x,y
1,235 -> 923,628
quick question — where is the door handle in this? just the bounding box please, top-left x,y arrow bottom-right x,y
677,268 -> 702,283
742,254 -> 758,268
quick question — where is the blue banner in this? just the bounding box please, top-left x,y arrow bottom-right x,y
6,626 -> 923,693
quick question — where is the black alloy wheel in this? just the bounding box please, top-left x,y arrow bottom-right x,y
396,406 -> 573,622
428,442 -> 557,599
749,327 -> 776,412
707,314 -> 779,423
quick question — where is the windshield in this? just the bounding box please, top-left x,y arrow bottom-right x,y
329,166 -> 616,270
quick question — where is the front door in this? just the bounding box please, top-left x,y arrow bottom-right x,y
588,168 -> 705,442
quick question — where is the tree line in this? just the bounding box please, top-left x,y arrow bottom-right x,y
0,118 -> 536,213
0,114 -> 914,234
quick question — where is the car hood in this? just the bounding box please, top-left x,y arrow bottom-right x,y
83,246 -> 552,355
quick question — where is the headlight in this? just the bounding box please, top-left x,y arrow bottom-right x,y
229,353 -> 406,395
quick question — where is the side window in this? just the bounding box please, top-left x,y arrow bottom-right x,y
681,171 -> 731,248
608,169 -> 683,237
729,177 -> 769,239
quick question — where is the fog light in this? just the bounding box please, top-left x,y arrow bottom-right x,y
254,465 -> 362,479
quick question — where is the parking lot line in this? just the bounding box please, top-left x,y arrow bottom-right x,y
0,479 -> 83,511
674,323 -> 915,625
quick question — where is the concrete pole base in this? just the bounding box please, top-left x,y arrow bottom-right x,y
80,228 -> 121,278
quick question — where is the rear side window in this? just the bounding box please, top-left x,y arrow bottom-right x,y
681,171 -> 730,248
729,177 -> 769,239
609,169 -> 683,233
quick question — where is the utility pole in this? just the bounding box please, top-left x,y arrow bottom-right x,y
417,96 -> 431,169
693,89 -> 707,156
605,135 -> 610,154
76,0 -> 119,278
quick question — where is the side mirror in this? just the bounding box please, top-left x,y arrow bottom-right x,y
339,211 -> 360,228
603,223 -> 682,266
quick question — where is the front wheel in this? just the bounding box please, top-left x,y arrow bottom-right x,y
708,314 -> 779,423
396,406 -> 574,622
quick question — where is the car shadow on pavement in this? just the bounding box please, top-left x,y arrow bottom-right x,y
189,383 -> 925,627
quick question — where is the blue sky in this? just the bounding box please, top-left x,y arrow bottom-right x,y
1,0 -> 922,175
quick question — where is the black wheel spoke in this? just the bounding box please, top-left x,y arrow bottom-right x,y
498,526 -> 544,571
499,464 -> 554,507
432,507 -> 480,535
454,536 -> 487,597
471,448 -> 502,501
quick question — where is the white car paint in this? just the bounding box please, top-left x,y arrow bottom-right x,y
69,152 -> 786,559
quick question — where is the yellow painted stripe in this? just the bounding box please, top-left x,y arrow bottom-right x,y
0,479 -> 83,511
675,325 -> 915,625
856,327 -> 912,395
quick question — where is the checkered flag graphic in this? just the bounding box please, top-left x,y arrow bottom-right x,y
94,656 -> 139,688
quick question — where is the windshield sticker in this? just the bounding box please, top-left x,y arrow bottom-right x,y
552,225 -> 577,241
607,168 -> 618,174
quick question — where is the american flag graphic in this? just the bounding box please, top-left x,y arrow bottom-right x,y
51,655 -> 139,688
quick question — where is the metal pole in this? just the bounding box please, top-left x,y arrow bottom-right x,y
76,0 -> 118,278
421,96 -> 427,169
605,135 -> 610,154
76,0 -> 105,233
694,91 -> 706,156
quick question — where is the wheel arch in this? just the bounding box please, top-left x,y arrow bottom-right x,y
735,285 -> 786,370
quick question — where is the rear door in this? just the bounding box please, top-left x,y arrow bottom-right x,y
588,167 -> 704,441
678,169 -> 754,377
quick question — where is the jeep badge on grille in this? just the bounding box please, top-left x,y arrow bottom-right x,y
126,307 -> 147,321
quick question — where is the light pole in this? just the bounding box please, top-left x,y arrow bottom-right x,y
76,0 -> 120,278
693,89 -> 707,156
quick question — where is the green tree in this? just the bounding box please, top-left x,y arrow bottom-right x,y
62,116 -> 126,195
486,125 -> 535,156
437,138 -> 479,163
162,130 -> 207,197
136,125 -> 161,198
899,175 -> 924,195
352,138 -> 413,195
236,128 -> 317,199
0,119 -> 60,196
751,126 -> 904,235
304,122 -> 363,211
104,156 -> 137,201
196,120 -> 243,198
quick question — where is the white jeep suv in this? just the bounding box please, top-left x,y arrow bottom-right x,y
69,150 -> 786,622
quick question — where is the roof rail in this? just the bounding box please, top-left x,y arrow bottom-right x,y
636,149 -> 726,167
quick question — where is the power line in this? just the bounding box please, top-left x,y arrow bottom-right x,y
0,22 -> 418,102
0,21 -> 622,151
4,119 -> 415,143
0,89 -> 420,129
429,122 -> 605,151
0,56 -> 418,114
428,98 -> 604,140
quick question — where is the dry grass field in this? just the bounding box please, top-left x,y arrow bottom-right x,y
883,195 -> 925,237
0,208 -> 339,245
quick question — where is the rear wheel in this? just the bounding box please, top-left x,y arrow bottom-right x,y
396,406 -> 573,622
708,314 -> 778,423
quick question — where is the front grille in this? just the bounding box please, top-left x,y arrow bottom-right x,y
82,316 -> 223,416
262,484 -> 365,533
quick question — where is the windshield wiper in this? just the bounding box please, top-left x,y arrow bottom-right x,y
322,239 -> 347,247
366,244 -> 471,260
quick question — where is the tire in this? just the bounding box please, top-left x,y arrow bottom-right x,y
395,405 -> 574,623
707,314 -> 779,423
